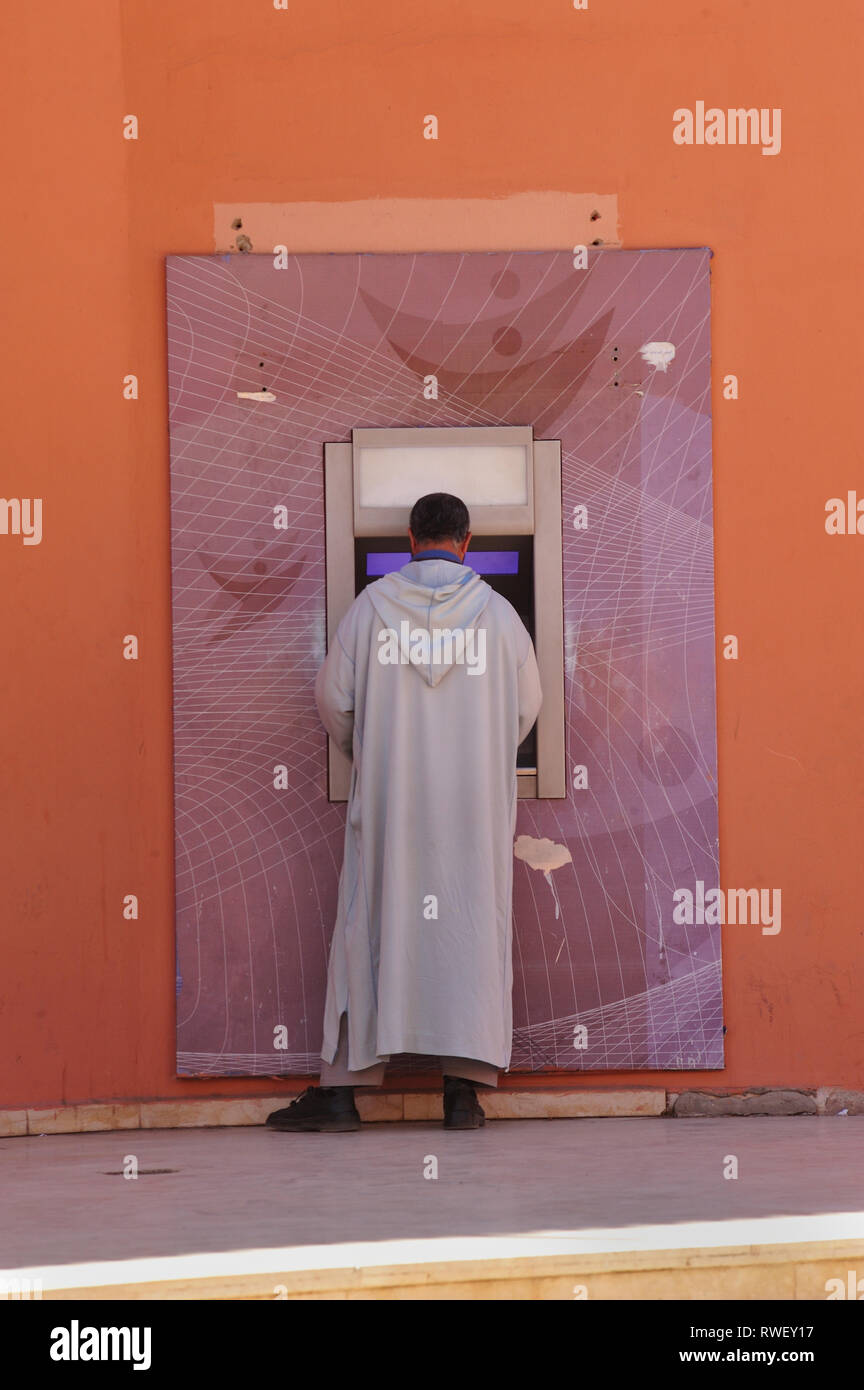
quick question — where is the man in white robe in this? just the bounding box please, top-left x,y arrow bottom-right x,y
267,492 -> 542,1131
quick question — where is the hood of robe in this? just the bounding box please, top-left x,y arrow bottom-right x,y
365,558 -> 493,687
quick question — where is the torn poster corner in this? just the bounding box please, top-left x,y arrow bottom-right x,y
639,341 -> 676,372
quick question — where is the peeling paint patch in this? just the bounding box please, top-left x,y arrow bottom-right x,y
514,834 -> 573,920
213,193 -> 621,255
639,341 -> 676,371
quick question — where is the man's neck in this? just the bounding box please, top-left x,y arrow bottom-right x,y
412,545 -> 463,564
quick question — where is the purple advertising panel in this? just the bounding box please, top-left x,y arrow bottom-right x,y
167,248 -> 721,1075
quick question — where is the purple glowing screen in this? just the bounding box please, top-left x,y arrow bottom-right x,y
367,551 -> 520,577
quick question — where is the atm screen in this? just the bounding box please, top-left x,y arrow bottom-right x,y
366,550 -> 520,578
354,535 -> 537,771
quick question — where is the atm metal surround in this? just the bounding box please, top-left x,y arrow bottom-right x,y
323,426 -> 566,802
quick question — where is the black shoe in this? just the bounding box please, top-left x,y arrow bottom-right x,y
265,1086 -> 361,1132
443,1075 -> 486,1130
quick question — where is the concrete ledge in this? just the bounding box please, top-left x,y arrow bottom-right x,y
672,1089 -> 819,1118
405,1088 -> 665,1120
8,1230 -> 864,1301
22,1104 -> 140,1135
5,1087 -> 863,1136
6,1089 -> 666,1136
818,1087 -> 864,1115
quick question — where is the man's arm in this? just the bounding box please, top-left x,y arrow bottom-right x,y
517,632 -> 543,745
314,617 -> 356,759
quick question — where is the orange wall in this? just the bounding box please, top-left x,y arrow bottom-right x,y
3,1 -> 862,1109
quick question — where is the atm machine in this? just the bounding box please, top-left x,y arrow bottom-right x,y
323,425 -> 566,801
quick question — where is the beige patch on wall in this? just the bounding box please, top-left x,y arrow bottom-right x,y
213,193 -> 620,254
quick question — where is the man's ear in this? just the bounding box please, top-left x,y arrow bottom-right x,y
461,531 -> 472,558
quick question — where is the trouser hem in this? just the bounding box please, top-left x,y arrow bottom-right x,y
319,1013 -> 500,1088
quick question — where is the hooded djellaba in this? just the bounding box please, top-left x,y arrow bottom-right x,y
314,509 -> 542,1074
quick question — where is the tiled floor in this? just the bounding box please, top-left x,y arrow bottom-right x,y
2,1115 -> 863,1274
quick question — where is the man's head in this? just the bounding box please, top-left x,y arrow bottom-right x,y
408,492 -> 472,561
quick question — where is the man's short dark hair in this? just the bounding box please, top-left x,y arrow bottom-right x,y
409,492 -> 470,546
